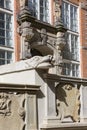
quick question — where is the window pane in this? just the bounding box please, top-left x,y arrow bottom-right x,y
0,50 -> 5,65
0,0 -> 4,8
62,2 -> 69,28
5,0 -> 11,10
28,0 -> 49,22
6,39 -> 13,47
0,29 -> 5,37
0,50 -> 5,58
0,13 -> 13,47
71,34 -> 79,61
7,51 -> 12,59
0,37 -> 5,45
0,21 -> 5,29
72,64 -> 75,76
28,0 -> 37,17
0,60 -> 5,65
6,22 -> 12,30
7,51 -> 12,64
6,31 -> 12,38
70,5 -> 78,32
6,14 -> 12,22
62,63 -> 71,76
0,12 -> 4,20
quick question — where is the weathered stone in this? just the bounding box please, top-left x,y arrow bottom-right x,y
56,83 -> 80,122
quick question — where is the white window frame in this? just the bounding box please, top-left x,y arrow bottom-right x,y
62,0 -> 80,77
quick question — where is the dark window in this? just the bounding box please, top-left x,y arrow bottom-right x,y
0,0 -> 4,8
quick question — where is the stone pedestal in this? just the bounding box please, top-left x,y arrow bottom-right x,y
0,57 -> 87,130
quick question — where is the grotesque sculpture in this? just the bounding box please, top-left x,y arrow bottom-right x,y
20,0 -> 28,9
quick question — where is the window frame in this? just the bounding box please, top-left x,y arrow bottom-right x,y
62,0 -> 80,77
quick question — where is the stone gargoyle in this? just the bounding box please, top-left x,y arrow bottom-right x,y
24,55 -> 55,69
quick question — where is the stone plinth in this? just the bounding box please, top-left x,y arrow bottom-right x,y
41,123 -> 87,130
0,60 -> 87,130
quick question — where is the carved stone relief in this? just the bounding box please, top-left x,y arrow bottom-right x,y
56,83 -> 80,122
55,0 -> 62,25
0,93 -> 11,116
17,10 -> 66,74
24,55 -> 54,69
40,28 -> 48,45
56,31 -> 66,50
0,92 -> 26,130
20,0 -> 28,9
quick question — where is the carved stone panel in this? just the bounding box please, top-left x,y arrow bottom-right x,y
56,83 -> 80,122
0,92 -> 25,130
0,93 -> 11,116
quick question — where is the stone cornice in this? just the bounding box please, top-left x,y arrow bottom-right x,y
17,8 -> 67,34
43,74 -> 87,85
0,83 -> 40,91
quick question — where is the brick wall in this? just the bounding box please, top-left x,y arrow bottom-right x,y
14,0 -> 20,61
79,0 -> 87,77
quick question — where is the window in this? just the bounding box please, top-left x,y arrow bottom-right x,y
62,1 -> 78,32
62,1 -> 80,77
0,12 -> 13,47
63,33 -> 79,61
28,0 -> 49,22
71,34 -> 79,61
72,64 -> 79,77
5,0 -> 12,10
62,63 -> 79,77
0,0 -> 13,65
62,63 -> 71,76
0,50 -> 12,65
62,2 -> 69,29
0,0 -> 12,10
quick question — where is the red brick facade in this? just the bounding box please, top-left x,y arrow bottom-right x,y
14,0 -> 20,61
79,1 -> 87,77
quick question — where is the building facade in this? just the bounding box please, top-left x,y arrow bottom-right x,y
13,0 -> 87,78
60,0 -> 87,78
1,1 -> 87,130
0,0 -> 84,79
